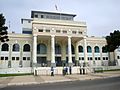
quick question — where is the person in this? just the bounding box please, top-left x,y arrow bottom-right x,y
63,67 -> 66,76
69,66 -> 72,74
65,66 -> 68,75
51,67 -> 54,76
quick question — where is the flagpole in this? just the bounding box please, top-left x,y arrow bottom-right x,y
8,21 -> 11,33
55,0 -> 61,20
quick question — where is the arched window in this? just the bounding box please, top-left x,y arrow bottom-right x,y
102,46 -> 107,53
66,44 -> 75,54
37,43 -> 47,54
55,44 -> 61,54
78,45 -> 83,52
87,46 -> 92,53
94,46 -> 100,53
13,44 -> 20,51
23,44 -> 30,52
2,43 -> 9,51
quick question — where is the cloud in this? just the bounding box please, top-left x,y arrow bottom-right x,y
0,0 -> 120,36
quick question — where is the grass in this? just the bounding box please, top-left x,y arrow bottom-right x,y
94,69 -> 120,73
103,69 -> 120,72
0,73 -> 33,77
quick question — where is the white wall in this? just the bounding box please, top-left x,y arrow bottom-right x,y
0,67 -> 33,74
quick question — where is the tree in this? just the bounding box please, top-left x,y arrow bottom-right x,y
105,30 -> 120,66
0,13 -> 9,42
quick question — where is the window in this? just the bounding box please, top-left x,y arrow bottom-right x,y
1,57 -> 4,60
13,44 -> 20,51
98,57 -> 100,60
55,44 -> 61,54
56,30 -> 60,33
71,45 -> 75,54
27,57 -> 30,60
37,43 -> 47,54
102,46 -> 107,53
103,57 -> 105,60
88,57 -> 92,60
46,29 -> 50,32
78,31 -> 82,34
106,57 -> 108,60
41,15 -> 44,18
78,46 -> 83,52
22,31 -> 32,34
90,57 -> 92,60
87,46 -> 92,53
38,29 -> 43,32
12,57 -> 15,60
16,57 -> 19,60
23,44 -> 30,52
94,46 -> 100,53
62,30 -> 67,33
82,57 -> 84,60
34,14 -> 38,18
72,31 -> 76,34
117,56 -> 119,59
5,57 -> 8,60
2,43 -> 9,51
23,57 -> 26,60
95,57 -> 97,60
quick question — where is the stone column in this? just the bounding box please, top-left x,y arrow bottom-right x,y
100,46 -> 103,66
83,36 -> 88,66
92,46 -> 95,66
61,41 -> 66,66
47,39 -> 51,67
51,35 -> 56,67
19,43 -> 23,67
8,44 -> 12,68
68,36 -> 72,66
75,42 -> 79,66
33,35 -> 37,67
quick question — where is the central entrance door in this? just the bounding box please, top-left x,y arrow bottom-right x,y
37,57 -> 47,67
55,57 -> 62,66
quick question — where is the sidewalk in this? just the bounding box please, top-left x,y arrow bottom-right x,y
0,71 -> 120,88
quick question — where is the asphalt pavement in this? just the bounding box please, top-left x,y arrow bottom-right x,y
0,71 -> 120,89
1,76 -> 120,90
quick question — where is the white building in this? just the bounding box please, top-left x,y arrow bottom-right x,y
0,11 -> 120,74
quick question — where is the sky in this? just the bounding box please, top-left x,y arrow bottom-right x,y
0,0 -> 120,37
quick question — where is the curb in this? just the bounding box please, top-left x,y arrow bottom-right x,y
0,75 -> 120,88
7,79 -> 72,86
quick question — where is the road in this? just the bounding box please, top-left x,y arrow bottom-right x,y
1,77 -> 120,90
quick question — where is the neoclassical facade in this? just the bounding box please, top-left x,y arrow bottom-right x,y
0,11 -> 120,73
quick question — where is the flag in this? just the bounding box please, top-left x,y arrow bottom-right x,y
55,4 -> 58,11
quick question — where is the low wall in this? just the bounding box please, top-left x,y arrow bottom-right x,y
34,67 -> 91,75
1,66 -> 119,75
0,67 -> 33,74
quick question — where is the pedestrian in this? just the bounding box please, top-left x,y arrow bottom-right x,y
65,66 -> 68,75
69,66 -> 72,74
51,67 -> 54,76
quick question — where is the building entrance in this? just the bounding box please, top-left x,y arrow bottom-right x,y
55,57 -> 62,66
37,57 -> 47,67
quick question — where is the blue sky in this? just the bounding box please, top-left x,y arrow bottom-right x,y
0,0 -> 120,37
